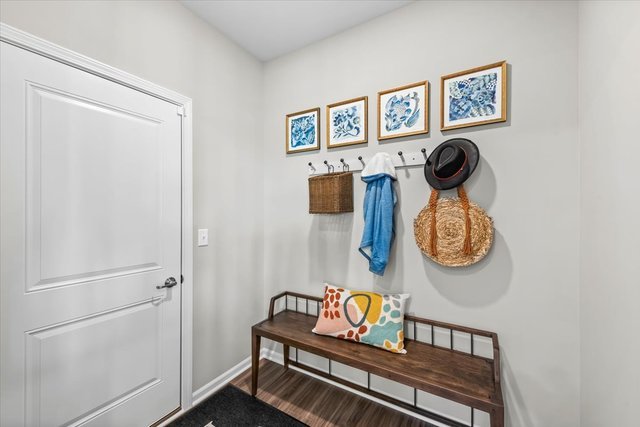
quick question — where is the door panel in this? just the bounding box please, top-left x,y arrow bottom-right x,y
1,41 -> 182,426
25,299 -> 162,426
26,82 -> 164,292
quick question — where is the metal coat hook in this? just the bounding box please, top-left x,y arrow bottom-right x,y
308,162 -> 316,171
323,160 -> 333,173
398,151 -> 405,162
340,158 -> 349,171
421,148 -> 427,157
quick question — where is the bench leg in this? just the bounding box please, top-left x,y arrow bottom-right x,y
490,407 -> 504,427
283,344 -> 290,370
251,332 -> 261,397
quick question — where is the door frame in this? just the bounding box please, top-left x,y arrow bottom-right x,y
0,23 -> 195,411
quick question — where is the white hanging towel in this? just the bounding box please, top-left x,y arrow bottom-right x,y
361,152 -> 397,179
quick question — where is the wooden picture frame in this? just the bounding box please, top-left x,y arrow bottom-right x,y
440,61 -> 507,131
326,96 -> 368,148
378,81 -> 429,141
286,107 -> 320,154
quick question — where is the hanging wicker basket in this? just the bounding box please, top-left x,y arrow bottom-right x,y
308,172 -> 353,214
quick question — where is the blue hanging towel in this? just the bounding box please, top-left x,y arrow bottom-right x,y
359,153 -> 397,276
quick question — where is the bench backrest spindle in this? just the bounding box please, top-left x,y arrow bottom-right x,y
269,291 -> 499,361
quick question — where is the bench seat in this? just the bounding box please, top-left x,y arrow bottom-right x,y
251,291 -> 504,427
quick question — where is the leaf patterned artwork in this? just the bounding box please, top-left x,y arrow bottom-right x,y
286,108 -> 320,154
448,73 -> 498,121
384,92 -> 420,132
291,115 -> 316,148
441,61 -> 507,131
327,97 -> 368,148
378,81 -> 428,140
332,106 -> 362,141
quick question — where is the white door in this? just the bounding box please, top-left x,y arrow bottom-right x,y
1,42 -> 182,426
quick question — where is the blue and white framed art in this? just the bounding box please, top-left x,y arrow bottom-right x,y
441,61 -> 507,131
286,107 -> 320,154
378,81 -> 429,141
326,96 -> 368,148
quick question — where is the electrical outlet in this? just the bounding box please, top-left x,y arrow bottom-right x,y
197,229 -> 208,247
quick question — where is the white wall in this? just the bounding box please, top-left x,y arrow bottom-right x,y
7,1 -> 639,425
0,0 -> 265,392
262,1 -> 580,425
579,2 -> 640,426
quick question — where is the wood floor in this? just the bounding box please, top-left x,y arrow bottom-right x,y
231,359 -> 432,427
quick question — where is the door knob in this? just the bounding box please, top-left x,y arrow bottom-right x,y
156,277 -> 178,289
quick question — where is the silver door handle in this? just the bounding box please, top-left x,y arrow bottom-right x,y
156,277 -> 178,289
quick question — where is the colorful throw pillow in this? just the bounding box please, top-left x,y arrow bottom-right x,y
312,284 -> 410,354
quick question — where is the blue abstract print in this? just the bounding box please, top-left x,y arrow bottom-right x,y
332,106 -> 361,141
384,92 -> 420,132
448,73 -> 498,121
290,114 -> 316,147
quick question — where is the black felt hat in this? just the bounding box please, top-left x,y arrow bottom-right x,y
424,138 -> 479,190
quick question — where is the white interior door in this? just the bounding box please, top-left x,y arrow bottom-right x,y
1,41 -> 182,426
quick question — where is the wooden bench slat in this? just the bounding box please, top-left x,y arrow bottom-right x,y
254,310 -> 499,408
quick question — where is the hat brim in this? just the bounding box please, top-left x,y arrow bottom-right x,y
424,138 -> 479,190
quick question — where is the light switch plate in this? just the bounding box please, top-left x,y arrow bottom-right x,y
197,229 -> 208,247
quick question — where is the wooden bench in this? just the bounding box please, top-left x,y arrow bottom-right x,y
251,291 -> 504,427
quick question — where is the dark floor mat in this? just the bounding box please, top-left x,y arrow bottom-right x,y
167,384 -> 307,427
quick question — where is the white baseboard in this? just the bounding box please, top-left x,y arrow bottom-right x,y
191,355 -> 255,405
261,346 -> 283,364
158,354 -> 256,426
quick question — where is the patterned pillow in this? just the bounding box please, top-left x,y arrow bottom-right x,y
312,284 -> 410,354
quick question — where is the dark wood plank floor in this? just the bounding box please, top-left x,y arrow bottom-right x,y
231,359 -> 432,427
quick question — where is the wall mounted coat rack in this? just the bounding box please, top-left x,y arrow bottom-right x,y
308,149 -> 430,176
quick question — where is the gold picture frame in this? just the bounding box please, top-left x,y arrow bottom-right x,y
326,96 -> 368,149
286,107 -> 320,154
378,81 -> 429,141
440,61 -> 507,131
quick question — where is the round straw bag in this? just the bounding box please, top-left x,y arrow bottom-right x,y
414,188 -> 493,267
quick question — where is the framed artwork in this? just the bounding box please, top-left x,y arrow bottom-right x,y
378,81 -> 429,141
440,61 -> 507,131
286,107 -> 320,154
326,96 -> 368,148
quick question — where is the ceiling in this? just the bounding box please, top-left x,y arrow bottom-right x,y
180,0 -> 413,61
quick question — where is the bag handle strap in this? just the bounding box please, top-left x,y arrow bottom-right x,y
427,185 -> 473,257
457,185 -> 472,255
427,189 -> 440,256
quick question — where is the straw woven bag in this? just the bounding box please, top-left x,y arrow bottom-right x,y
414,186 -> 493,267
